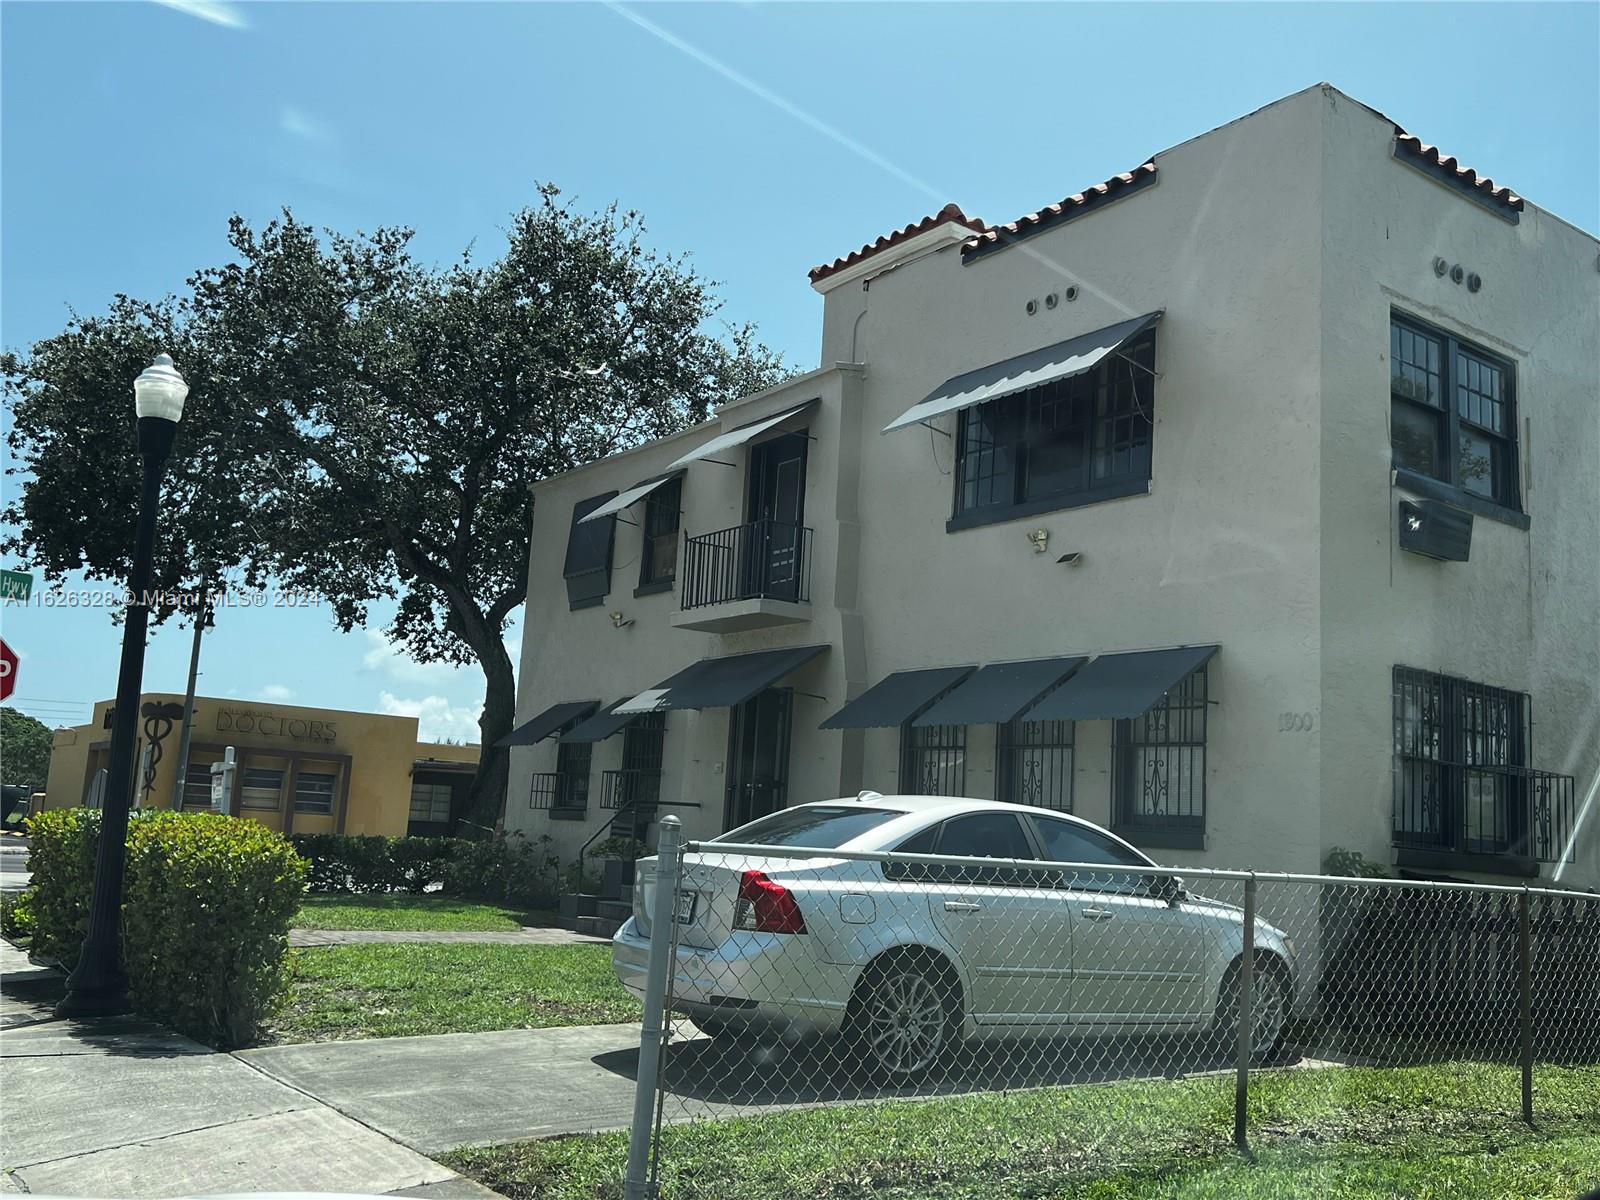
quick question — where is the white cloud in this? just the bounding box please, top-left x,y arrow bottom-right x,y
280,107 -> 335,145
257,683 -> 295,702
152,0 -> 249,30
361,630 -> 462,685
377,691 -> 481,744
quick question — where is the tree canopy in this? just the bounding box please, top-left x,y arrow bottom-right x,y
4,187 -> 790,827
1,708 -> 54,793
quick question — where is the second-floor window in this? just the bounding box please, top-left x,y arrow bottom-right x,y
953,330 -> 1154,524
1390,313 -> 1519,513
564,492 -> 619,610
638,476 -> 682,591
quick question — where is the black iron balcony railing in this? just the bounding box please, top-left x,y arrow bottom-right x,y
680,518 -> 812,611
1393,763 -> 1576,863
529,770 -> 589,816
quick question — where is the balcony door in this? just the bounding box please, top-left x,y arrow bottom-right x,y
745,432 -> 807,601
724,688 -> 793,832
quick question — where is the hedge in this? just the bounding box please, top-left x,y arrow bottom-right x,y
24,808 -> 307,1048
290,831 -> 562,908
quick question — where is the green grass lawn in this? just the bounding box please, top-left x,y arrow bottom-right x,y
293,893 -> 556,931
266,943 -> 640,1043
443,1062 -> 1600,1200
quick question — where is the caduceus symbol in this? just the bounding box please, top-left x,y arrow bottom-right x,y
139,701 -> 187,807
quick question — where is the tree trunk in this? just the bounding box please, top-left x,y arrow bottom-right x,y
455,630 -> 517,837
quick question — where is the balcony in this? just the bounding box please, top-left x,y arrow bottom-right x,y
529,771 -> 589,820
1394,764 -> 1576,875
671,518 -> 813,634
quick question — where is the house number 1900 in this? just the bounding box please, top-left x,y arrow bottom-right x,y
1278,711 -> 1314,732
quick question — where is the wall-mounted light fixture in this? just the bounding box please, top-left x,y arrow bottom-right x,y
1027,529 -> 1050,554
609,611 -> 634,629
1056,551 -> 1083,566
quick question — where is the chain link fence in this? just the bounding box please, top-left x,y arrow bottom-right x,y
616,817 -> 1600,1198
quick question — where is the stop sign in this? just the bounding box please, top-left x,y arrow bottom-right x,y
0,639 -> 16,703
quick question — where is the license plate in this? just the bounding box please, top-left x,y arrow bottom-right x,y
675,891 -> 697,924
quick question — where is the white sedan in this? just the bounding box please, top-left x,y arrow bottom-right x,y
613,795 -> 1295,1077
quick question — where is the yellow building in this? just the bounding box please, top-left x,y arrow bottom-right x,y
43,693 -> 479,838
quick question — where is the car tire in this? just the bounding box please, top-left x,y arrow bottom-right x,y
846,951 -> 961,1081
1215,955 -> 1289,1062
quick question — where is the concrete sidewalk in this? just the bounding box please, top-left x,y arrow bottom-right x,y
0,940 -> 499,1198
290,926 -> 604,947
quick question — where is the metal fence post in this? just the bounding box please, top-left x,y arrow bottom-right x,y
1234,873 -> 1256,1153
1518,887 -> 1533,1125
623,814 -> 683,1200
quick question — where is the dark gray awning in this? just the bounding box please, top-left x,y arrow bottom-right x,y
912,657 -> 1086,727
496,700 -> 599,748
560,699 -> 637,744
616,644 -> 829,713
577,473 -> 683,524
1023,645 -> 1219,722
884,311 -> 1162,433
666,400 -> 818,471
819,666 -> 976,730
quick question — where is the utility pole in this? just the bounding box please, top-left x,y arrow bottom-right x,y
169,583 -> 211,809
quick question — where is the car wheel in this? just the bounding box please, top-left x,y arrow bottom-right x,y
1216,956 -> 1288,1061
849,953 -> 959,1080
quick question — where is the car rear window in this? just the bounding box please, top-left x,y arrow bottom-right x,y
716,805 -> 908,848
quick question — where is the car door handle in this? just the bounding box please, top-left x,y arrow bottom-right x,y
943,901 -> 982,913
1080,907 -> 1116,921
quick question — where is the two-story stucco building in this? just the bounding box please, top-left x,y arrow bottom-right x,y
504,83 -> 1598,891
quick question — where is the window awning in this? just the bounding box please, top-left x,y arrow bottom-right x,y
666,400 -> 817,471
819,665 -> 976,730
560,699 -> 637,744
616,644 -> 828,713
496,700 -> 599,748
883,311 -> 1163,433
912,657 -> 1086,727
577,473 -> 682,524
1023,645 -> 1219,722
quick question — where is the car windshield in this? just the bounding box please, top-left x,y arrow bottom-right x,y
715,805 -> 908,848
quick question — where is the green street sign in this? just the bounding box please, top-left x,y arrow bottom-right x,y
0,570 -> 31,603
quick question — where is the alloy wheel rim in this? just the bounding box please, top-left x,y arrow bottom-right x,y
1252,974 -> 1284,1049
864,970 -> 946,1074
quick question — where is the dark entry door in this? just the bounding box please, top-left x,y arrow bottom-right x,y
744,433 -> 807,601
724,688 -> 794,831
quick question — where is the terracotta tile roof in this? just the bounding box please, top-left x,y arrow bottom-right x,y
809,203 -> 987,284
963,162 -> 1159,258
1393,133 -> 1523,211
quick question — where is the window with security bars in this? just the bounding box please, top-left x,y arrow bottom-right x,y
953,331 -> 1154,524
607,712 -> 665,811
240,767 -> 285,810
1392,666 -> 1548,859
555,740 -> 592,811
410,780 -> 453,823
1390,313 -> 1519,511
639,477 -> 682,590
996,719 -> 1074,811
899,724 -> 967,797
1113,666 -> 1207,847
294,771 -> 337,814
181,760 -> 213,808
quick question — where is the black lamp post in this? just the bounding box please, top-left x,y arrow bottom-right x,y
56,353 -> 188,1019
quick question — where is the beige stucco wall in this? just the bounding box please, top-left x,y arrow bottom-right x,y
1315,88 -> 1600,887
40,694 -> 457,837
508,84 -> 1597,889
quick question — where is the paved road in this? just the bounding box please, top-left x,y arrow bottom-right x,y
0,940 -> 498,1198
0,841 -> 29,893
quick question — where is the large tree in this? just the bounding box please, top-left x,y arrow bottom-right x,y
1,708 -> 54,793
4,187 -> 788,829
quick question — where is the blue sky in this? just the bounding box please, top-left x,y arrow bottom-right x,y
2,1 -> 1596,739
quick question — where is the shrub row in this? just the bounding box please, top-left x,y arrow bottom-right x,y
290,831 -> 562,908
24,808 -> 307,1048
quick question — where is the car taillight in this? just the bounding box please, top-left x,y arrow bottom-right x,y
734,870 -> 806,934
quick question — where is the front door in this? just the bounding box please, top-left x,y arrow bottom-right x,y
745,432 -> 807,601
724,688 -> 793,830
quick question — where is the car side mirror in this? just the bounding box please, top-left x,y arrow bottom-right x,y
1147,875 -> 1186,906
